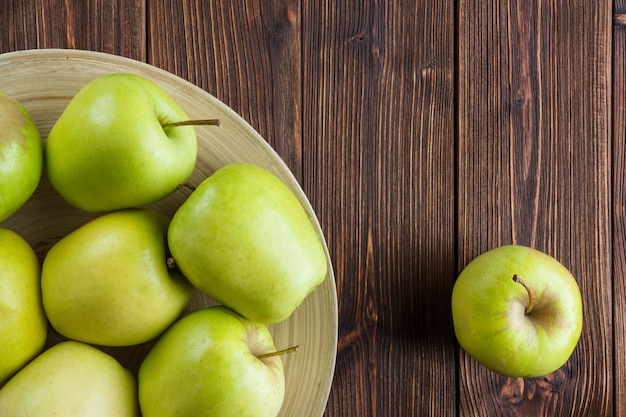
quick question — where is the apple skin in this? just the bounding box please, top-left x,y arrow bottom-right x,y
0,341 -> 138,417
41,208 -> 193,346
451,245 -> 583,378
0,228 -> 48,384
168,163 -> 328,324
138,306 -> 285,417
45,73 -> 197,212
0,93 -> 43,222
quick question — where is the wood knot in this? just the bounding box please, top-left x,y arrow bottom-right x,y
615,14 -> 626,27
420,62 -> 435,79
499,377 -> 528,405
366,297 -> 379,323
347,30 -> 367,44
371,44 -> 381,59
535,367 -> 568,392
513,92 -> 525,106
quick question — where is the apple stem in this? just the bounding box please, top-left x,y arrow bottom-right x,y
512,274 -> 535,315
256,345 -> 300,360
166,256 -> 177,269
163,119 -> 221,128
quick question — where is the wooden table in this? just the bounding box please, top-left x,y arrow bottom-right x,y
1,1 -> 623,416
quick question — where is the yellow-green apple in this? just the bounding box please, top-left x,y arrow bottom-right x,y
138,306 -> 285,417
0,341 -> 138,417
167,163 -> 328,324
451,245 -> 583,378
0,228 -> 47,384
0,93 -> 43,222
41,208 -> 192,346
45,73 -> 197,212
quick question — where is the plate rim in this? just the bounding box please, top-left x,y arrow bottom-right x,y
0,48 -> 338,416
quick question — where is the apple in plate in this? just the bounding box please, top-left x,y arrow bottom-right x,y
41,208 -> 193,346
451,244 -> 583,378
138,305 -> 285,417
168,163 -> 328,324
0,93 -> 43,222
0,341 -> 138,417
45,73 -> 199,212
0,228 -> 48,384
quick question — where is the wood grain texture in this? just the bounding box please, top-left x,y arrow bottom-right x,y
458,1 -> 612,415
614,1 -> 626,415
0,0 -> 145,59
302,2 -> 456,416
0,0 -> 624,415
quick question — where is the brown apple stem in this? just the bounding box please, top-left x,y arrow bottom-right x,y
166,256 -> 177,269
163,119 -> 221,128
512,274 -> 535,315
256,345 -> 300,360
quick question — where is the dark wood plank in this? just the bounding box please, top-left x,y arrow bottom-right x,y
0,0 -> 145,60
302,2 -> 457,416
146,0 -> 302,176
613,2 -> 626,416
458,1 -> 612,415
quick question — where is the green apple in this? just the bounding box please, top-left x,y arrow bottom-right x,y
451,245 -> 583,378
0,93 -> 43,222
41,208 -> 193,346
168,163 -> 328,324
45,73 -> 197,212
0,340 -> 138,416
138,306 -> 285,417
0,228 -> 47,384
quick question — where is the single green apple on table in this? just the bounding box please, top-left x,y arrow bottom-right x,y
0,93 -> 43,222
41,208 -> 193,346
0,340 -> 138,417
138,306 -> 286,417
168,163 -> 328,324
0,228 -> 48,384
45,72 -> 212,212
451,244 -> 583,378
